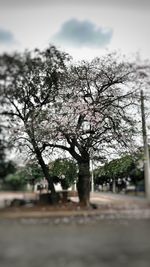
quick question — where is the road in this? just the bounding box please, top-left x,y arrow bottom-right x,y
0,191 -> 150,266
0,218 -> 150,267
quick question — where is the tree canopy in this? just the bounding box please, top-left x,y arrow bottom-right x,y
0,46 -> 149,205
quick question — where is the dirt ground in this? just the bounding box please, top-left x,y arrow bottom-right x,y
0,191 -> 150,220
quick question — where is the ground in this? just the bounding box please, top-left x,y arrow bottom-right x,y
0,191 -> 150,219
0,192 -> 150,266
0,214 -> 150,267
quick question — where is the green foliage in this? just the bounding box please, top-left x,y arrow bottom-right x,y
0,127 -> 16,180
22,162 -> 43,185
2,161 -> 43,191
49,158 -> 78,189
94,153 -> 143,185
106,155 -> 135,178
0,127 -> 6,179
0,160 -> 16,180
4,171 -> 27,191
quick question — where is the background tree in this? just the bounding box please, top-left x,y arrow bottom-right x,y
21,161 -> 44,191
49,158 -> 78,189
0,126 -> 16,184
3,170 -> 27,191
2,160 -> 46,191
94,151 -> 144,191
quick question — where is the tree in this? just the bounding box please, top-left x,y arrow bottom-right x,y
21,161 -> 44,190
0,48 -> 148,206
4,170 -> 27,191
40,54 -> 145,205
2,159 -> 46,191
0,46 -> 70,202
94,151 -> 144,191
49,158 -> 78,189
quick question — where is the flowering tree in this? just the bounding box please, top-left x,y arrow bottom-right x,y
41,53 -> 146,206
0,46 -> 148,206
0,46 -> 70,203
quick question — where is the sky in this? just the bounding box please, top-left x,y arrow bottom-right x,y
0,0 -> 150,60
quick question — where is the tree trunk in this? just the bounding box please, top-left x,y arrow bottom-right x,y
33,145 -> 57,204
26,128 -> 57,203
77,160 -> 91,207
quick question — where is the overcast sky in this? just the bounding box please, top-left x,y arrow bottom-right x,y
0,0 -> 150,60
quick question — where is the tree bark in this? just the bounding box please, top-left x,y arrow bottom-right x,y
26,128 -> 57,202
77,160 -> 91,207
34,147 -> 58,203
27,131 -> 58,203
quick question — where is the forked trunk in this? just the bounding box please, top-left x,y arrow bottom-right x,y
77,160 -> 91,207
